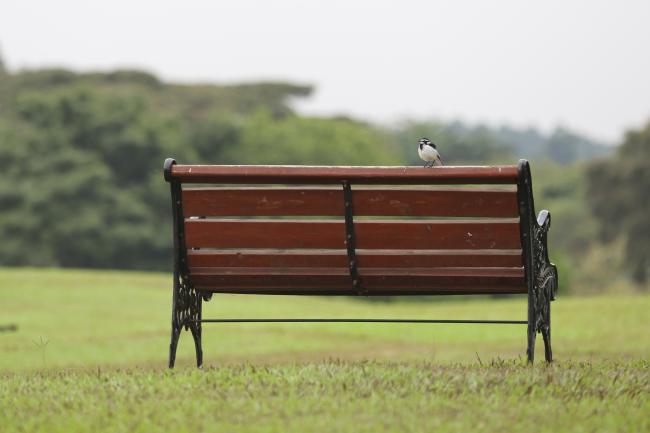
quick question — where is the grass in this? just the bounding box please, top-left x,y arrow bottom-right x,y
0,267 -> 649,432
2,361 -> 648,433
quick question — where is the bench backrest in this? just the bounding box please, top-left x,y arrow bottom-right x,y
165,162 -> 528,296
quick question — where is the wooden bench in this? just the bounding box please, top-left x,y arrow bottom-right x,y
163,158 -> 558,368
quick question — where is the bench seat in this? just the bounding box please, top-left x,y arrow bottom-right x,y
164,159 -> 558,367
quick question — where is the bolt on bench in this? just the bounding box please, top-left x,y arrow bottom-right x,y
164,158 -> 558,368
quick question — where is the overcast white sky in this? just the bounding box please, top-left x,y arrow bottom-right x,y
2,0 -> 649,142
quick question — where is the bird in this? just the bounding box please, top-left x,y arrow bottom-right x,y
418,137 -> 443,167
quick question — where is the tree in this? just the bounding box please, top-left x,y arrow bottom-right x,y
0,67 -> 397,270
547,127 -> 579,165
586,120 -> 650,285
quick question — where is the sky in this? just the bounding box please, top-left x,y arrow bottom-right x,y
1,0 -> 649,142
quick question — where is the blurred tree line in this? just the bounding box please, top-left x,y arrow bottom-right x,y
391,120 -> 610,165
0,67 -> 399,270
0,62 -> 645,291
586,122 -> 650,285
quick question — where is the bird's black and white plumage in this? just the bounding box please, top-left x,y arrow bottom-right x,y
418,137 -> 443,167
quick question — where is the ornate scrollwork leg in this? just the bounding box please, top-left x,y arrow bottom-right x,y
531,211 -> 558,363
189,300 -> 203,368
168,272 -> 203,368
169,325 -> 181,368
541,318 -> 552,363
526,296 -> 536,363
536,263 -> 557,362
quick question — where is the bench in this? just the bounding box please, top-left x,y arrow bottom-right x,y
163,158 -> 558,368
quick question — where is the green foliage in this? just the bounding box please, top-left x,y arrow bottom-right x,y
391,120 -> 513,165
586,121 -> 650,285
0,86 -> 178,269
0,69 -> 399,270
391,121 -> 610,165
531,162 -> 599,254
226,110 -> 400,165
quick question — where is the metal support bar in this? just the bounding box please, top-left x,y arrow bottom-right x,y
194,319 -> 526,324
342,180 -> 365,295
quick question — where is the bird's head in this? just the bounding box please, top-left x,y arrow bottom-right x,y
419,137 -> 436,150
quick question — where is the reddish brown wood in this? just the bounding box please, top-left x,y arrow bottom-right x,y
182,187 -> 518,218
355,220 -> 521,249
170,165 -> 519,185
172,162 -> 528,297
184,219 -> 521,249
187,249 -> 523,268
353,188 -> 518,217
183,188 -> 343,217
185,219 -> 345,249
190,266 -> 524,277
189,267 -> 526,295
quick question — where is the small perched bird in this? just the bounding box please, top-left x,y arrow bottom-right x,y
418,137 -> 443,167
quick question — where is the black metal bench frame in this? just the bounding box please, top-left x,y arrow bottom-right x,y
164,158 -> 557,368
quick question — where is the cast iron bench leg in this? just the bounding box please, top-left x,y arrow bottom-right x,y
168,302 -> 203,368
542,324 -> 552,362
167,302 -> 203,368
168,288 -> 203,368
526,278 -> 555,363
541,291 -> 553,362
190,320 -> 203,368
169,324 -> 181,368
526,294 -> 536,363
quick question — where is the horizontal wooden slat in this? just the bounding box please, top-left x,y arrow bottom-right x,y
170,165 -> 519,185
354,188 -> 519,217
356,220 -> 521,249
182,188 -> 519,218
184,219 -> 521,250
189,267 -> 526,295
187,249 -> 523,268
183,188 -> 341,217
185,219 -> 342,249
191,267 -> 524,277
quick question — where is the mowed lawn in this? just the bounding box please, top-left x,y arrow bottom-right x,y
1,267 -> 649,432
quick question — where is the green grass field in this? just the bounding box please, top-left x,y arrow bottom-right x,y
1,268 -> 649,432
